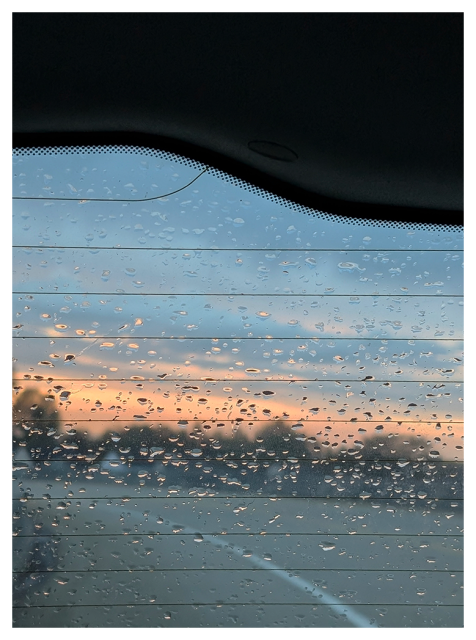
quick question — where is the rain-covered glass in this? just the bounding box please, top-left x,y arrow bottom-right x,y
12,146 -> 463,627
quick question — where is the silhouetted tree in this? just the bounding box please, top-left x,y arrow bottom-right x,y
13,387 -> 60,456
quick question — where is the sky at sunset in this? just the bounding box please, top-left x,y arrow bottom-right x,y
12,149 -> 464,457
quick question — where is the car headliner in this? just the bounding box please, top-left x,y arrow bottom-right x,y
12,12 -> 463,225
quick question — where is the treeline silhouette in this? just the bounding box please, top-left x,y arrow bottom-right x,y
13,386 -> 446,462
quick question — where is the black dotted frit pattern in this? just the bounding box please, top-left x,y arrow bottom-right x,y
12,144 -> 207,170
13,145 -> 463,231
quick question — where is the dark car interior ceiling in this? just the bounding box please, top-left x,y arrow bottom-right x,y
12,12 -> 463,226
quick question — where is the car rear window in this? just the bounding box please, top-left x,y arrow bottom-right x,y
12,145 -> 463,628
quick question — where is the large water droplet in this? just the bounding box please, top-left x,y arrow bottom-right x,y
319,542 -> 336,551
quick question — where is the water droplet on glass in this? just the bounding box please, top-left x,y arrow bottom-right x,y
319,542 -> 336,551
359,491 -> 372,500
338,261 -> 362,272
